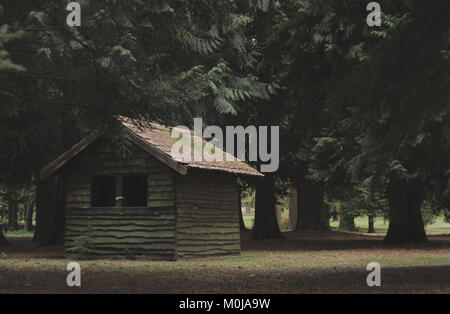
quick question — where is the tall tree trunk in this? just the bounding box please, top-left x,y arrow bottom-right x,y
237,186 -> 247,231
368,215 -> 376,233
444,209 -> 450,223
0,226 -> 8,245
296,179 -> 329,231
339,212 -> 357,231
276,204 -> 282,228
24,200 -> 34,231
33,175 -> 66,246
7,191 -> 18,231
252,176 -> 283,239
384,178 -> 427,244
288,187 -> 298,230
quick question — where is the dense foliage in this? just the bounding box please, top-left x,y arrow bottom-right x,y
0,0 -> 449,243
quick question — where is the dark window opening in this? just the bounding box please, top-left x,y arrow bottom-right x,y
91,176 -> 116,207
123,175 -> 148,207
91,175 -> 148,207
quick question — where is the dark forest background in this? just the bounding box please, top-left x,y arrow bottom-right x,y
0,0 -> 449,246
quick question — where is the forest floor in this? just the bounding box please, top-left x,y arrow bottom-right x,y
0,230 -> 449,294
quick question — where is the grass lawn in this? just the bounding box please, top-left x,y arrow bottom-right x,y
2,230 -> 34,238
244,214 -> 450,235
0,230 -> 449,294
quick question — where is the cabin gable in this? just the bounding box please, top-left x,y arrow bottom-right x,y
63,137 -> 177,260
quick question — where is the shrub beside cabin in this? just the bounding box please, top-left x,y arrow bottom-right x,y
37,117 -> 262,260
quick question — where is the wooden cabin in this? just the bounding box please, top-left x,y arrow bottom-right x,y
40,117 -> 262,260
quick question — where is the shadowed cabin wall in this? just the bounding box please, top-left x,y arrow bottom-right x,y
176,172 -> 240,258
64,138 -> 177,260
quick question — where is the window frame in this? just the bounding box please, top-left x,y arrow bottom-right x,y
90,174 -> 149,208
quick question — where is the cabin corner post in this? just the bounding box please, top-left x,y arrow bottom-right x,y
115,175 -> 124,207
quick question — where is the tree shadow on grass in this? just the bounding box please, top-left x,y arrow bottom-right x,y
241,230 -> 450,252
0,237 -> 63,259
3,233 -> 450,257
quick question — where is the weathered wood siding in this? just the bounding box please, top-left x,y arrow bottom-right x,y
176,172 -> 240,258
64,138 -> 177,260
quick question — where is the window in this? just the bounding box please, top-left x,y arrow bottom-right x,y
91,175 -> 148,207
91,176 -> 116,207
123,175 -> 148,207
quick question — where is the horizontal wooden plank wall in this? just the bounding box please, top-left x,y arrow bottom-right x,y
176,171 -> 240,258
64,138 -> 177,260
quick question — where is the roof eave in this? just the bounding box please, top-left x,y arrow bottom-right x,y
40,131 -> 104,180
